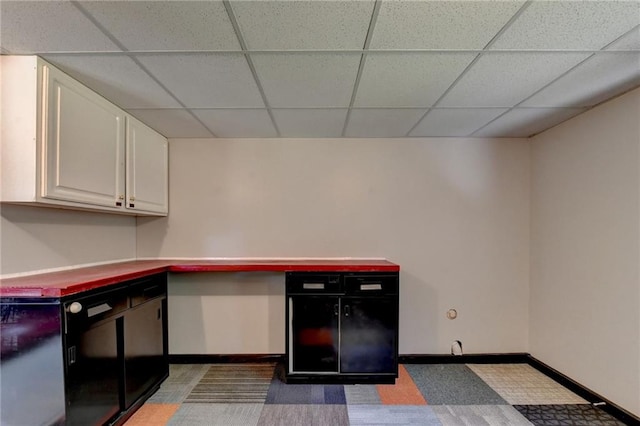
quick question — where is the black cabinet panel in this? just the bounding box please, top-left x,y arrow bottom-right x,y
286,272 -> 399,383
124,297 -> 167,408
340,298 -> 397,374
290,296 -> 339,373
65,318 -> 121,426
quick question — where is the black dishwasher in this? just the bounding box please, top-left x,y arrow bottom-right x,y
63,287 -> 128,426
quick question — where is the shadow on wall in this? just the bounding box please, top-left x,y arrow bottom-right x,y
0,204 -> 136,275
135,215 -> 168,258
167,272 -> 285,354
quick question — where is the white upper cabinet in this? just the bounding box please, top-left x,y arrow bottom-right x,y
42,63 -> 126,208
125,116 -> 168,214
0,56 -> 168,216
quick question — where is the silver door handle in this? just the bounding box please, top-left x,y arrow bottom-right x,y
303,283 -> 325,290
87,303 -> 112,317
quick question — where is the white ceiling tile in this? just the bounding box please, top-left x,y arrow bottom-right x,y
193,109 -> 277,138
42,55 -> 180,109
439,53 -> 590,107
522,53 -> 640,107
345,109 -> 426,137
491,1 -> 640,50
231,1 -> 374,50
79,1 -> 240,51
0,1 -> 120,53
251,53 -> 360,107
474,108 -> 587,138
410,108 -> 509,137
606,27 -> 640,51
355,53 -> 476,107
272,109 -> 348,138
371,0 -> 525,49
135,54 -> 264,108
127,109 -> 213,138
2,1 -> 636,139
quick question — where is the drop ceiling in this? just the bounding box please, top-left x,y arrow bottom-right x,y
1,0 -> 639,139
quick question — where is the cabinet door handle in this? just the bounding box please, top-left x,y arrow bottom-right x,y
360,283 -> 382,291
303,283 -> 324,290
334,304 -> 339,316
344,305 -> 350,317
87,303 -> 112,317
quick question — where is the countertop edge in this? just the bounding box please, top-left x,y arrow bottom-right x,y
0,259 -> 400,298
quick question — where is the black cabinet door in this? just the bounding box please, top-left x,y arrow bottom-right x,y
289,296 -> 339,373
65,318 -> 121,426
124,297 -> 167,408
340,297 -> 398,374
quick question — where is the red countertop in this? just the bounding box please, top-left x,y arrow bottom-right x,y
0,259 -> 400,298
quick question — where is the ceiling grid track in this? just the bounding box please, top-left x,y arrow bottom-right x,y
223,0 -> 281,137
36,48 -> 633,56
70,0 -> 219,138
404,0 -> 535,137
6,0 -> 635,138
341,0 -> 383,137
470,23 -> 640,138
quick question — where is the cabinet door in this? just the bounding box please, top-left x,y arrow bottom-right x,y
65,318 -> 122,426
42,64 -> 125,208
124,297 -> 167,408
289,296 -> 339,373
126,117 -> 168,214
340,297 -> 397,374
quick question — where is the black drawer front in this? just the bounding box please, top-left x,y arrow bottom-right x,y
286,273 -> 342,294
344,274 -> 398,295
129,279 -> 167,308
64,288 -> 129,330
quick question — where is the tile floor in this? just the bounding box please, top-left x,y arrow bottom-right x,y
124,363 -> 626,425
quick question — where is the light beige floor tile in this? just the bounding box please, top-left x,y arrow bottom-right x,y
468,364 -> 587,405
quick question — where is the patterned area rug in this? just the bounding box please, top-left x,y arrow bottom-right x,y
184,363 -> 275,403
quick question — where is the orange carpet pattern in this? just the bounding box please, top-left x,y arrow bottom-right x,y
376,364 -> 427,405
123,403 -> 179,426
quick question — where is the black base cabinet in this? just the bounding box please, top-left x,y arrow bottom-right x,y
285,272 -> 399,384
0,274 -> 169,426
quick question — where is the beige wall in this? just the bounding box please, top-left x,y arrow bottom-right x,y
0,90 -> 640,415
2,89 -> 639,416
137,137 -> 531,355
0,204 -> 136,275
530,88 -> 640,416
